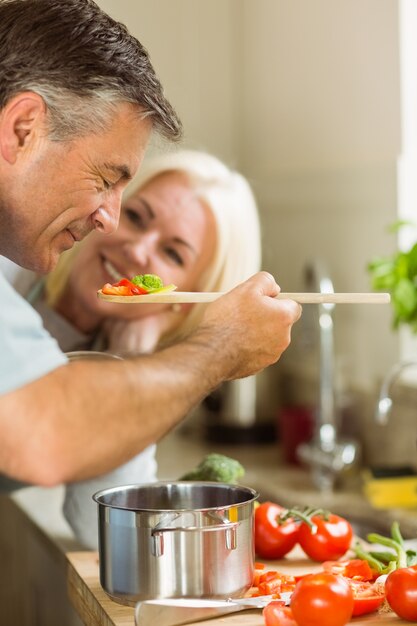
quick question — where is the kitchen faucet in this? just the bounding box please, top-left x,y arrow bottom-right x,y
297,260 -> 359,491
375,360 -> 417,425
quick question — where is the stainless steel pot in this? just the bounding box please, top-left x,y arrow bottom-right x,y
93,481 -> 258,606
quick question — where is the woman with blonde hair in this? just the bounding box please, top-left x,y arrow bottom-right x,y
45,149 -> 261,352
5,149 -> 262,548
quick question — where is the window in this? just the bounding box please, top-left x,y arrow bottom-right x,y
397,0 -> 417,369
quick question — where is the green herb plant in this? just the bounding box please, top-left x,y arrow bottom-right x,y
368,221 -> 417,331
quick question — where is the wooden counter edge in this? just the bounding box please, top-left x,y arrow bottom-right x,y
66,551 -> 135,626
65,550 -> 409,626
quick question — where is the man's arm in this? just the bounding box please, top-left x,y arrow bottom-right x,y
0,273 -> 301,485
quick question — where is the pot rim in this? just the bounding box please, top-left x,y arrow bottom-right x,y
93,480 -> 259,513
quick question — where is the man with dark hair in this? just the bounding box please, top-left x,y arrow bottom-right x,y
0,0 -> 181,272
0,0 -> 301,488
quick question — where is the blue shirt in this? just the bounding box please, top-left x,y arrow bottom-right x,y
0,271 -> 67,395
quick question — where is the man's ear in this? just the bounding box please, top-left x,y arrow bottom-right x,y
0,92 -> 46,164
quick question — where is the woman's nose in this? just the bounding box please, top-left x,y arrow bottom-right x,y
123,234 -> 157,266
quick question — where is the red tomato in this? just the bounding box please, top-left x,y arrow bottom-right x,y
348,579 -> 385,616
322,558 -> 375,581
385,565 -> 417,621
297,513 -> 353,562
263,602 -> 297,626
290,573 -> 354,626
255,502 -> 300,560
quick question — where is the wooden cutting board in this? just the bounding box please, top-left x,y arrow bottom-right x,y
66,549 -> 409,626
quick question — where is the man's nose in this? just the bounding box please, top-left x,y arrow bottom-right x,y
92,207 -> 119,234
92,193 -> 122,234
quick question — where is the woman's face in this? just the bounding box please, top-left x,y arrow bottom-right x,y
62,171 -> 217,325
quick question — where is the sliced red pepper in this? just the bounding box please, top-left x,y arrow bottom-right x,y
114,279 -> 149,295
322,558 -> 376,581
101,279 -> 149,296
263,602 -> 297,626
101,283 -> 134,296
348,579 -> 385,617
253,564 -> 266,588
251,570 -> 297,597
114,278 -> 135,288
352,594 -> 385,617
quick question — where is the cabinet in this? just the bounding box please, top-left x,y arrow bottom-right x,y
0,495 -> 83,626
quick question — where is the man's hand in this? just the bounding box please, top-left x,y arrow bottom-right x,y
193,272 -> 302,379
0,272 -> 300,485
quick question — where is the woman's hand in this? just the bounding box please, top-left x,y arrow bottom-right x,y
103,306 -> 187,355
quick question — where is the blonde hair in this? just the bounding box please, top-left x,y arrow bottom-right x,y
123,150 -> 262,343
46,149 -> 262,345
45,245 -> 81,307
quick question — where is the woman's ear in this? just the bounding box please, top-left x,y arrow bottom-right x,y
0,92 -> 46,164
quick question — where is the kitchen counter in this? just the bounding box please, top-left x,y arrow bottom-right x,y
67,548 -> 407,626
1,426 -> 417,625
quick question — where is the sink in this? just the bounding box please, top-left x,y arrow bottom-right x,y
343,516 -> 410,540
248,478 -> 416,541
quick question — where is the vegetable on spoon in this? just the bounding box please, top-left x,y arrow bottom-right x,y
101,273 -> 177,297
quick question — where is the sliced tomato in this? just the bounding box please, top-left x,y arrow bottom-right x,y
101,279 -> 148,296
348,579 -> 385,617
114,278 -> 149,294
263,602 -> 297,626
101,283 -> 135,296
253,563 -> 266,587
250,569 -> 297,597
114,278 -> 136,288
258,571 -> 297,596
322,559 -> 376,581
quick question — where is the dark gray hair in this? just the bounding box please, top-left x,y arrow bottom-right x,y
0,0 -> 182,141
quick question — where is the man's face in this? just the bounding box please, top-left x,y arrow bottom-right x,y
0,102 -> 151,273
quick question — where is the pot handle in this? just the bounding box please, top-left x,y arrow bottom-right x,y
151,513 -> 239,557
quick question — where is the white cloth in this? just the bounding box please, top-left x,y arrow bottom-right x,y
3,262 -> 159,549
0,271 -> 67,395
63,444 -> 157,550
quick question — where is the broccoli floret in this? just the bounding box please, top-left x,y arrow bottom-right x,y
179,453 -> 245,484
132,273 -> 164,291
